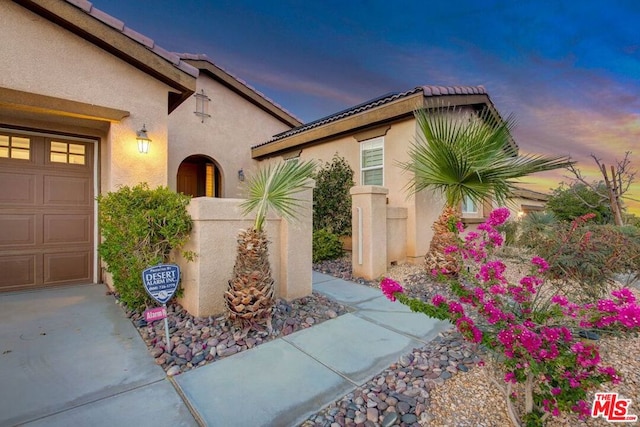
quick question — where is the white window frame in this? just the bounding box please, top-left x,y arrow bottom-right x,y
360,137 -> 384,186
462,195 -> 478,214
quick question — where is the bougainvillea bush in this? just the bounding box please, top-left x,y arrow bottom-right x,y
380,208 -> 640,427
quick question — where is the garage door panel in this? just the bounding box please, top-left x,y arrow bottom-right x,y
43,214 -> 91,244
0,214 -> 36,246
44,252 -> 91,284
44,175 -> 92,207
0,255 -> 36,289
0,172 -> 36,205
0,133 -> 95,291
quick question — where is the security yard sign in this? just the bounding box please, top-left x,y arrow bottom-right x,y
142,264 -> 180,304
142,263 -> 180,352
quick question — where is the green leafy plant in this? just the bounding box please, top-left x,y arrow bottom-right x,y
312,229 -> 344,263
313,153 -> 354,236
546,182 -> 612,224
98,184 -> 194,310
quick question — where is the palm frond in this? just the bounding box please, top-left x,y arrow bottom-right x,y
401,106 -> 573,207
240,160 -> 316,231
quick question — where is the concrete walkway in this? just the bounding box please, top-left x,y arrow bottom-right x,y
0,273 -> 448,427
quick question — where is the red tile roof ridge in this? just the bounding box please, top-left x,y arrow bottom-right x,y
252,85 -> 489,148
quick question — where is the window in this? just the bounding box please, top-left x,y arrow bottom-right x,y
0,135 -> 30,160
361,137 -> 383,185
50,141 -> 86,165
462,195 -> 478,214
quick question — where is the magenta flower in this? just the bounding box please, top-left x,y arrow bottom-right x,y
432,294 -> 446,306
455,221 -> 465,233
380,278 -> 404,302
531,256 -> 549,273
487,207 -> 510,226
504,372 -> 517,383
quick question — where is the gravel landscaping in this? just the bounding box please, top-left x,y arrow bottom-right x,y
119,254 -> 639,426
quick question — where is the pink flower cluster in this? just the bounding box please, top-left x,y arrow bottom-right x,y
380,277 -> 404,302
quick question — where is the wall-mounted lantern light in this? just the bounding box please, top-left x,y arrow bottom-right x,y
238,169 -> 245,181
136,124 -> 151,154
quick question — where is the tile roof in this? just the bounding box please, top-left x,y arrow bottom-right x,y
176,53 -> 302,124
254,85 -> 488,148
63,0 -> 199,78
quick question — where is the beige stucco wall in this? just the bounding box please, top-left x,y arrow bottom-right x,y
168,73 -> 293,198
0,2 -> 173,191
177,181 -> 313,317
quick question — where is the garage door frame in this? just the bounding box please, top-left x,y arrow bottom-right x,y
0,126 -> 100,288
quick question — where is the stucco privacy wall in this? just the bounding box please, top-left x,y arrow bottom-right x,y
168,73 -> 293,198
0,2 -> 174,190
176,181 -> 314,317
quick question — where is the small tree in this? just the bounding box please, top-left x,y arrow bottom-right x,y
98,184 -> 194,309
313,153 -> 354,236
226,160 -> 316,331
568,152 -> 637,226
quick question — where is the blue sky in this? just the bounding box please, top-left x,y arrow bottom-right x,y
96,0 -> 640,214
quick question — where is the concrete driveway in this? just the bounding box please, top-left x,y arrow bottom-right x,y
0,284 -> 197,427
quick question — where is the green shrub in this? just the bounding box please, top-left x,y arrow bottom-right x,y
313,154 -> 354,236
97,184 -> 194,310
313,229 -> 344,263
496,220 -> 519,246
517,211 -> 557,249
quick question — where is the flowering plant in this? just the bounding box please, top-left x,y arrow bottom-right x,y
380,208 -> 640,426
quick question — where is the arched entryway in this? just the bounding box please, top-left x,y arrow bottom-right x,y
177,155 -> 222,197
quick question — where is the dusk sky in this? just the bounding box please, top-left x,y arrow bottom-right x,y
96,0 -> 640,215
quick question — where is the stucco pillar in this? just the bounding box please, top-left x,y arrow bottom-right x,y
351,185 -> 388,280
279,179 -> 315,300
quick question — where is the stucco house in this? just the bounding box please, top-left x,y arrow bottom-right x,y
252,86 -> 524,265
0,0 -> 299,294
1,0 -> 549,312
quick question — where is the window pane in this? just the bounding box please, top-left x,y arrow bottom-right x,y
69,143 -> 85,155
0,135 -> 9,147
462,196 -> 477,213
69,154 -> 85,165
12,148 -> 30,160
12,137 -> 30,149
363,168 -> 383,185
51,141 -> 67,153
0,147 -> 8,157
51,152 -> 68,163
362,148 -> 383,168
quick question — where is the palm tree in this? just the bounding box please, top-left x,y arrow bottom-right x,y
225,160 -> 316,331
402,106 -> 573,274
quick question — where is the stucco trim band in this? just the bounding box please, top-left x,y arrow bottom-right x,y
0,87 -> 130,122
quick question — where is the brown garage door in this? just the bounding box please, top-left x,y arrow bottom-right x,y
0,130 -> 94,291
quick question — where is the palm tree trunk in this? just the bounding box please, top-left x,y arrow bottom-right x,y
225,227 -> 275,330
424,205 -> 461,275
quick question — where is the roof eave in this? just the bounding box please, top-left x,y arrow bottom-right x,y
14,0 -> 197,113
251,91 -> 505,160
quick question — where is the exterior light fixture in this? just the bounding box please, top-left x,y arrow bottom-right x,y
136,124 -> 151,154
238,169 -> 245,181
